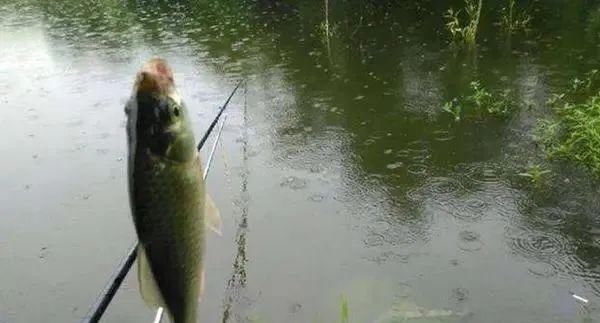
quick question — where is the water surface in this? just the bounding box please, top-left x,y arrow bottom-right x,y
1,1 -> 600,322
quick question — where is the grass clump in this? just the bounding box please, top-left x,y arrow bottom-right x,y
517,163 -> 551,188
469,81 -> 512,117
442,81 -> 513,121
536,70 -> 600,175
499,0 -> 531,34
445,0 -> 483,47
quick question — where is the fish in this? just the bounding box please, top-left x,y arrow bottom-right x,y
125,58 -> 221,323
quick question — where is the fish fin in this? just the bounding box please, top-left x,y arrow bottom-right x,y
137,245 -> 165,308
205,194 -> 222,235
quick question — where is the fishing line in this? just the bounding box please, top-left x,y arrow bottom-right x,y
197,80 -> 244,151
221,80 -> 250,323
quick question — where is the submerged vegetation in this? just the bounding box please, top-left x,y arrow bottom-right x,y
442,81 -> 513,121
536,70 -> 600,175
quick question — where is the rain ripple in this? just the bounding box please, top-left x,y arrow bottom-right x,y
280,176 -> 307,190
458,230 -> 483,252
406,176 -> 464,203
455,162 -> 508,193
530,206 -> 572,227
449,197 -> 490,222
433,130 -> 455,142
506,227 -> 569,261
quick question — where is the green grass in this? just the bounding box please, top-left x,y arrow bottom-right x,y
517,164 -> 551,188
445,0 -> 483,47
500,0 -> 531,34
549,95 -> 600,174
536,70 -> 600,176
442,81 -> 513,121
442,99 -> 462,122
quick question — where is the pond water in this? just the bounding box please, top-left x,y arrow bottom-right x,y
1,1 -> 600,322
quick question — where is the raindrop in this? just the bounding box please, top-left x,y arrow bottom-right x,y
309,194 -> 325,202
386,162 -> 403,170
458,230 -> 483,252
527,262 -> 557,278
39,247 -> 49,260
289,303 -> 302,314
451,288 -> 469,302
407,164 -> 428,176
280,176 -> 307,190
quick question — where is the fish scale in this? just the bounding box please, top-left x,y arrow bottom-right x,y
132,134 -> 206,323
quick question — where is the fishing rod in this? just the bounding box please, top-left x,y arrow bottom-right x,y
82,79 -> 244,323
197,79 -> 243,151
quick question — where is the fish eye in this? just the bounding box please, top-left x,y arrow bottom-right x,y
173,106 -> 180,117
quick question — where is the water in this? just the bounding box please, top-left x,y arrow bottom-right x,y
1,1 -> 600,322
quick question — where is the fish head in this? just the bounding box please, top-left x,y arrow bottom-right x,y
126,58 -> 197,163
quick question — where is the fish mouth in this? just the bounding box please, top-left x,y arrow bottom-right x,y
135,58 -> 175,97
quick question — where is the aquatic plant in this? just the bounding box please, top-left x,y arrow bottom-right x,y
442,81 -> 513,121
317,0 -> 339,58
318,20 -> 338,43
551,95 -> 600,175
536,70 -> 600,176
500,0 -> 531,34
445,0 -> 483,47
469,81 -> 512,118
442,99 -> 462,122
518,164 -> 551,187
339,296 -> 349,323
533,118 -> 561,151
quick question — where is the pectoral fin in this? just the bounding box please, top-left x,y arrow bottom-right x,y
137,245 -> 165,308
205,194 -> 222,235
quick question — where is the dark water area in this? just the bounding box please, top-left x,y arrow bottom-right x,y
2,0 -> 600,322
